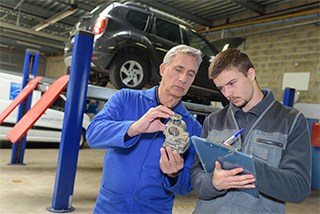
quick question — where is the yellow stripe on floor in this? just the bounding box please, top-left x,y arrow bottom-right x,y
173,204 -> 195,209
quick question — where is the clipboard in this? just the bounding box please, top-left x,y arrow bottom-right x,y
191,136 -> 259,198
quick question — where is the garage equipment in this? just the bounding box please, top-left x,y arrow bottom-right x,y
6,75 -> 69,143
10,49 -> 40,164
311,122 -> 320,147
283,87 -> 295,107
0,76 -> 42,124
163,114 -> 190,154
311,122 -> 320,190
48,30 -> 94,213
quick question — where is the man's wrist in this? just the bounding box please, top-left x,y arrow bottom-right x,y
127,122 -> 139,137
166,172 -> 180,178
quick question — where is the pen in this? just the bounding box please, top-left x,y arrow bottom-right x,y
223,128 -> 244,146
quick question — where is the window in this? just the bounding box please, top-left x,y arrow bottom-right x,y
185,29 -> 216,58
126,10 -> 149,31
155,18 -> 181,43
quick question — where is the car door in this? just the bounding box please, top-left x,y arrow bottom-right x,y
148,17 -> 183,81
183,29 -> 219,91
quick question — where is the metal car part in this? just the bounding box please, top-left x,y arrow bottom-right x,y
163,114 -> 190,154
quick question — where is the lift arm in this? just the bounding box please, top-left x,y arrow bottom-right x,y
6,75 -> 69,143
0,76 -> 43,124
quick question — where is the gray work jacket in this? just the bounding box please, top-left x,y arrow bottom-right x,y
191,90 -> 311,214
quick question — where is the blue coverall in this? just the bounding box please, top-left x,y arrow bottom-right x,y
86,87 -> 202,213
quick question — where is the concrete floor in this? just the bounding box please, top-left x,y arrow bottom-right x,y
0,146 -> 319,214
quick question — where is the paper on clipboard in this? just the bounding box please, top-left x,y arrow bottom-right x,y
191,136 -> 259,198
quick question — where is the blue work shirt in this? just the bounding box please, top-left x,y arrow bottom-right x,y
86,87 -> 202,214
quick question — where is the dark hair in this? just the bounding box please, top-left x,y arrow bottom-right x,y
208,48 -> 254,79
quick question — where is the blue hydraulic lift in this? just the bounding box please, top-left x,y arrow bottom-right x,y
283,87 -> 296,107
11,49 -> 39,164
48,30 -> 94,212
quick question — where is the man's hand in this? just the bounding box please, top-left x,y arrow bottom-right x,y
127,105 -> 174,137
212,161 -> 256,191
160,146 -> 184,178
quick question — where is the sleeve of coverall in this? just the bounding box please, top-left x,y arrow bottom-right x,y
86,90 -> 141,149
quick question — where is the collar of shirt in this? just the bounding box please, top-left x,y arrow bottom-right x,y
155,85 -> 179,111
229,89 -> 275,142
231,89 -> 273,117
142,86 -> 190,118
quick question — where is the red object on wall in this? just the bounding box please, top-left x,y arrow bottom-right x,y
311,122 -> 320,147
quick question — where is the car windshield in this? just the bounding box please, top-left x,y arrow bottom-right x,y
185,29 -> 217,58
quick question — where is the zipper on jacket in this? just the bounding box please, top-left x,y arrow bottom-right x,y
256,138 -> 284,149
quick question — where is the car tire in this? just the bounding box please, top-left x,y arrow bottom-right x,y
109,54 -> 148,89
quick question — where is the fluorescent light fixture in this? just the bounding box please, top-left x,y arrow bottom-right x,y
16,40 -> 41,49
33,8 -> 76,31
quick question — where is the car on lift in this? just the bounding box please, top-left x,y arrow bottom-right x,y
0,70 -> 90,148
64,1 -> 227,104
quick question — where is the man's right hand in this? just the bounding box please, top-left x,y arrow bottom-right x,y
127,105 -> 174,137
212,161 -> 256,191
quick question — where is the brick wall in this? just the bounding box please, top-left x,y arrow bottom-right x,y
205,23 -> 320,104
45,55 -> 67,78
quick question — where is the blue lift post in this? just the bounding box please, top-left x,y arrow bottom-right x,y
48,30 -> 94,212
283,87 -> 296,107
11,49 -> 39,164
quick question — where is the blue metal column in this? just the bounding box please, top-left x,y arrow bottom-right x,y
11,49 -> 39,164
283,87 -> 295,107
48,30 -> 93,212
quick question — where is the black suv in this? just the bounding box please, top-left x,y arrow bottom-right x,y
64,2 -> 226,104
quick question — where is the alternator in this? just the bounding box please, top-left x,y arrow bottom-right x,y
163,114 -> 190,154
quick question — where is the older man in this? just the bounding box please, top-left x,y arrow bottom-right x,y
86,45 -> 203,213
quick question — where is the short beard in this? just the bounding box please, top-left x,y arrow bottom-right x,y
238,99 -> 249,109
229,96 -> 248,109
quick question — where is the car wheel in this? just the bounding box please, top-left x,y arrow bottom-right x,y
79,129 -> 86,149
110,55 -> 148,89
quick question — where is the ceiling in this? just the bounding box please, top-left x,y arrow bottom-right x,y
0,0 -> 319,56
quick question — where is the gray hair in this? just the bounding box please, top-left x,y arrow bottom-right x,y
163,45 -> 203,70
